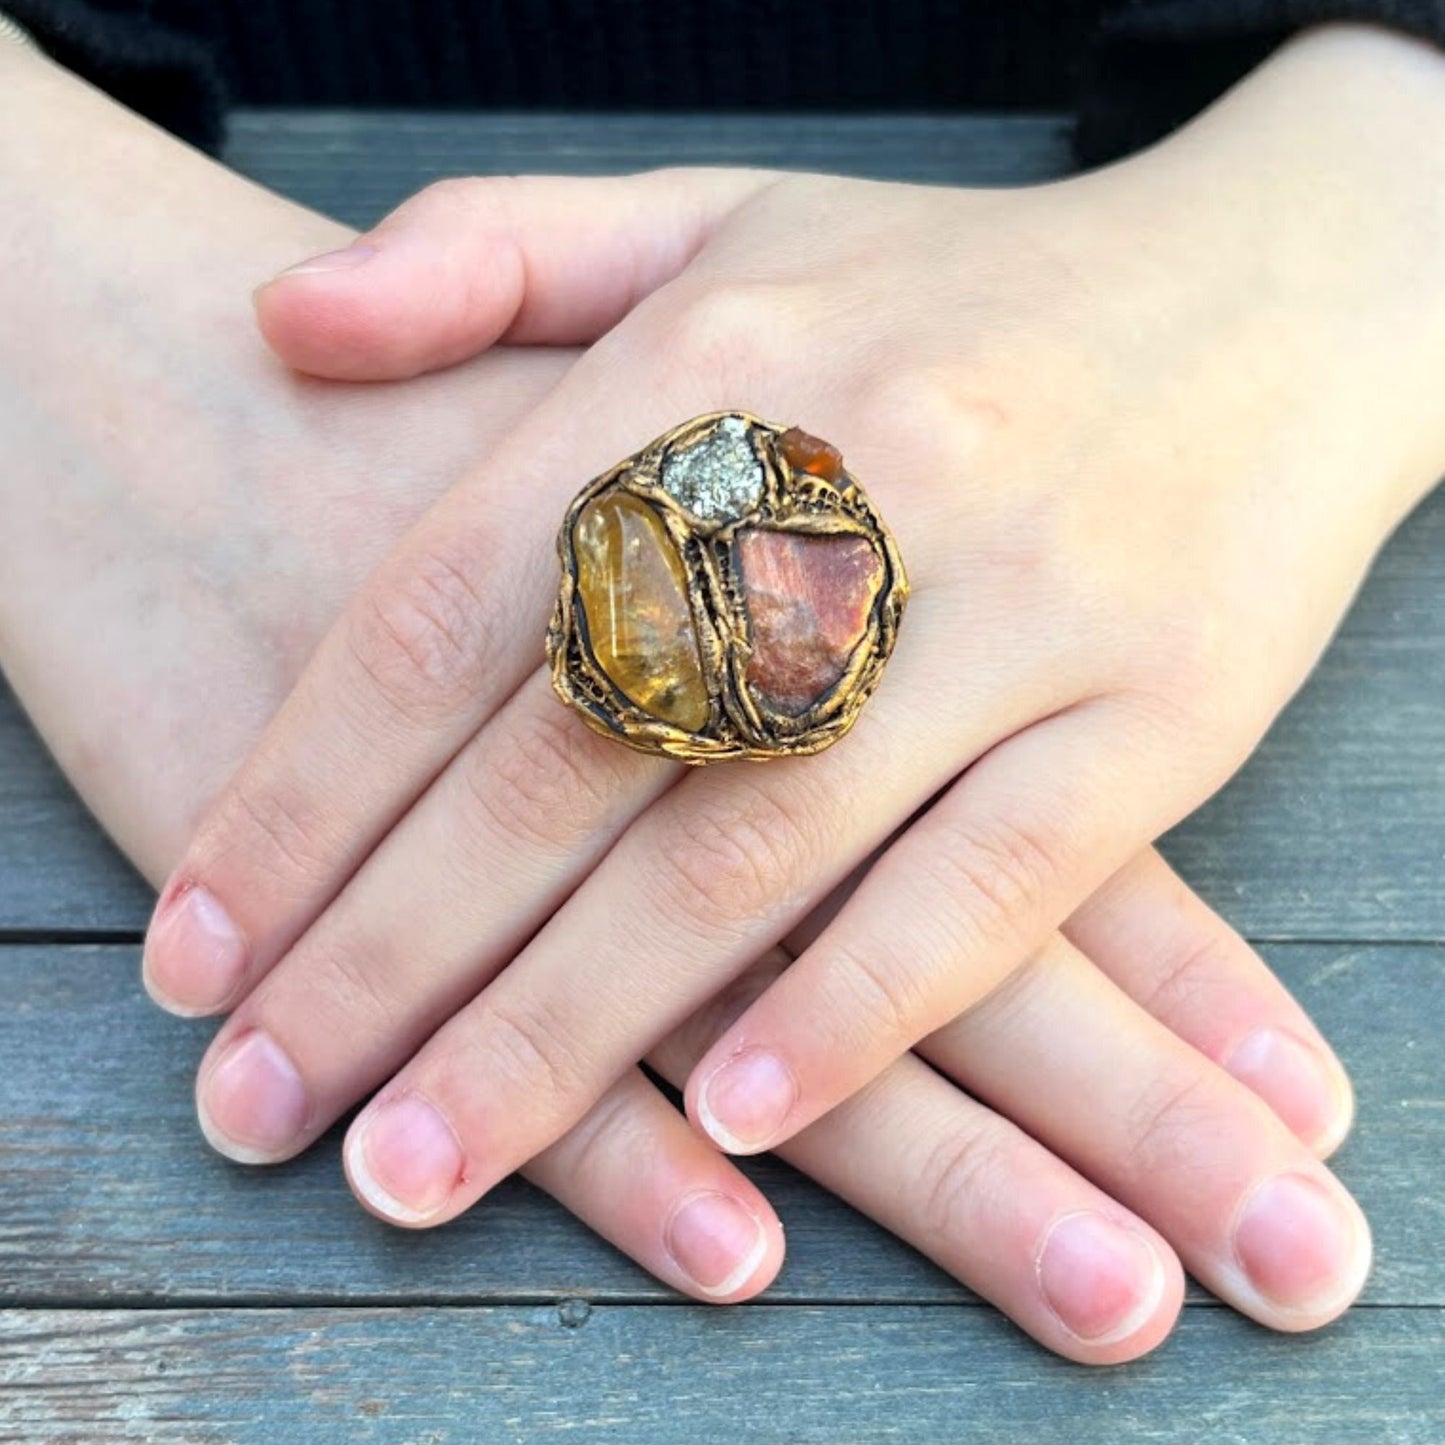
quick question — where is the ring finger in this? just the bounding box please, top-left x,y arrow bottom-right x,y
516,1062 -> 784,1303
649,948 -> 1184,1362
785,844 -> 1356,1158
919,933 -> 1371,1330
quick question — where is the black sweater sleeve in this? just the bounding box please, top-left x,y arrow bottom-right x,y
4,0 -> 225,150
5,0 -> 1445,163
1079,1 -> 1445,161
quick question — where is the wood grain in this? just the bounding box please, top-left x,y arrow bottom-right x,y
222,110 -> 1077,230
1,1305 -> 1441,1444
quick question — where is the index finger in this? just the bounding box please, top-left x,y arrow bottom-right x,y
144,173 -> 779,1017
142,356 -> 693,1017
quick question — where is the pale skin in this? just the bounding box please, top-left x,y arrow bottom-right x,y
5,24 -> 1439,1362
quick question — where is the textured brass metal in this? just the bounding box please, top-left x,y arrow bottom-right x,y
546,411 -> 909,763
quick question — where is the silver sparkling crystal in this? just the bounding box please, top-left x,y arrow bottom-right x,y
659,415 -> 765,521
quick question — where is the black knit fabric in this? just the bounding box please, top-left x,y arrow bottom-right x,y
6,0 -> 225,149
7,0 -> 1100,113
6,0 -> 1445,162
1079,1 -> 1445,160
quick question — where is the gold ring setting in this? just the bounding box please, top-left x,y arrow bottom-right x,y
547,411 -> 908,763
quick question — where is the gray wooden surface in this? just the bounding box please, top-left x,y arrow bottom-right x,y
1,110 -> 1442,1443
2,1307 -> 1441,1444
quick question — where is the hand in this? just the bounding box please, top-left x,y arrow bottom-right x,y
144,26 -> 1445,1341
0,47 -> 1367,1361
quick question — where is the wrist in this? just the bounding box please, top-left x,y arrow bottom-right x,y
1081,24 -> 1445,535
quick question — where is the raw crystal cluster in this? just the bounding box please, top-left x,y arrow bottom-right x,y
659,414 -> 766,520
549,412 -> 907,761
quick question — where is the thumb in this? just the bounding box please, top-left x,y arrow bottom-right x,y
254,167 -> 776,381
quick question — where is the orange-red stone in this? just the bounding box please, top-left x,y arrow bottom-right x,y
779,427 -> 844,483
737,528 -> 885,716
574,492 -> 710,731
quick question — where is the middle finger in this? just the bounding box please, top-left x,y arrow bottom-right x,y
319,612 -> 1108,1224
192,590 -> 967,1164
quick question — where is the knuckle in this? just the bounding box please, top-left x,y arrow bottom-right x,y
918,1125 -> 1000,1247
1142,612 -> 1230,708
653,783 -> 816,933
294,928 -> 406,1041
919,810 -> 1064,953
464,701 -> 627,855
542,1082 -> 658,1192
1123,1069 -> 1226,1182
1137,929 -> 1239,1023
1111,686 -> 1231,790
664,282 -> 798,384
848,363 -> 1021,579
1115,596 -> 1259,743
816,938 -> 924,1049
412,174 -> 497,216
852,364 -> 998,477
347,539 -> 495,724
214,775 -> 333,888
855,365 -> 966,454
475,993 -> 577,1110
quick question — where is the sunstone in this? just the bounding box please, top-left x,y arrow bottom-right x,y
737,529 -> 886,717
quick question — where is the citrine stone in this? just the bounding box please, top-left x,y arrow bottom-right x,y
779,426 -> 845,483
737,529 -> 886,716
574,492 -> 710,731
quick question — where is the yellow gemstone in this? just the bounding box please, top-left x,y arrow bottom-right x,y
574,491 -> 710,732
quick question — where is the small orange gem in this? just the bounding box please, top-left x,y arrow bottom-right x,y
779,427 -> 844,483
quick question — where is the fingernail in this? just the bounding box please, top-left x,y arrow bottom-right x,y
1225,1027 -> 1351,1152
1233,1172 -> 1369,1316
665,1191 -> 768,1298
197,1030 -> 307,1164
143,882 -> 246,1016
697,1049 -> 798,1153
347,1092 -> 463,1225
1037,1211 -> 1166,1345
272,242 -> 378,280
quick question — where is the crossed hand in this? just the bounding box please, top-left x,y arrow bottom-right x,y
144,68 -> 1440,1360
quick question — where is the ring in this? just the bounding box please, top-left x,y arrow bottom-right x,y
547,411 -> 909,763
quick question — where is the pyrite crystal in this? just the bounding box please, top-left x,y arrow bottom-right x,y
547,412 -> 908,762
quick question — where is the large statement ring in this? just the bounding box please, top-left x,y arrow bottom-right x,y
547,411 -> 908,763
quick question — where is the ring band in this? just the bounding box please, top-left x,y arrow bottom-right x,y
547,411 -> 908,763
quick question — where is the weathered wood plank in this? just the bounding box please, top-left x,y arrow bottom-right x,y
0,1304 -> 1441,1444
223,110 -> 1077,229
0,943 -> 1438,1306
